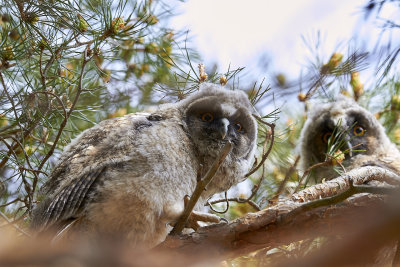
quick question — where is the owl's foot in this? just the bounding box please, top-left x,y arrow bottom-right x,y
183,195 -> 227,230
187,211 -> 226,231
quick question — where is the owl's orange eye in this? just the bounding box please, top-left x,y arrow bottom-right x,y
323,132 -> 332,143
201,113 -> 214,122
234,122 -> 243,132
353,125 -> 365,136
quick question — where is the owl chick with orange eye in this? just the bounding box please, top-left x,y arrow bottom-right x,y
299,96 -> 400,181
31,83 -> 257,248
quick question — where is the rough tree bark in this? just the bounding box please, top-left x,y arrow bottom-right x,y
0,166 -> 399,267
158,166 -> 400,262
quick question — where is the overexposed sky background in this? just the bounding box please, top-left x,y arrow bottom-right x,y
168,0 -> 386,196
165,1 -> 400,198
168,0 -> 398,85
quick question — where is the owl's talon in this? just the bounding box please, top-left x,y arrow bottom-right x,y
183,195 -> 190,206
186,211 -> 225,230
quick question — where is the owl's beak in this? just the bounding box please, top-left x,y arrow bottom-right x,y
346,140 -> 353,157
344,134 -> 353,157
218,118 -> 230,140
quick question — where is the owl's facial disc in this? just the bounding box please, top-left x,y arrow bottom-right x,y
200,114 -> 244,143
184,97 -> 255,159
319,121 -> 368,164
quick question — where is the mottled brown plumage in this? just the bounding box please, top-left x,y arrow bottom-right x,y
299,96 -> 400,181
31,83 -> 257,248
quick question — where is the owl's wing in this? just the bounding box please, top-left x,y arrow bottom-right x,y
40,112 -> 152,195
32,166 -> 105,231
32,112 -> 154,231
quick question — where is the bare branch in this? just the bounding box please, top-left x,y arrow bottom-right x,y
207,192 -> 229,214
292,166 -> 400,202
0,72 -> 22,131
0,211 -> 31,237
393,240 -> 400,267
2,136 -> 40,210
294,160 -> 332,192
0,198 -> 21,208
207,196 -> 261,212
270,155 -> 300,202
280,182 -> 395,224
37,49 -> 92,171
170,141 -> 233,235
279,196 -> 400,267
33,91 -> 67,120
159,166 -> 400,261
245,115 -> 274,177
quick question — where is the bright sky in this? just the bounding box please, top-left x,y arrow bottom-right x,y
168,0 -> 399,196
169,0 -> 388,81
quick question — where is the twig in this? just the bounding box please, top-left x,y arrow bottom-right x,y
160,166 -> 400,260
0,198 -> 21,208
294,160 -> 332,192
0,72 -> 22,131
239,133 -> 269,204
37,48 -> 92,171
208,136 -> 269,212
32,91 -> 67,120
0,61 -> 16,70
170,141 -> 233,235
270,155 -> 301,202
207,192 -> 229,214
29,90 -> 67,194
0,211 -> 31,237
281,182 -> 397,225
292,166 -> 400,203
161,188 -> 392,259
207,197 -> 261,211
18,167 -> 47,176
393,239 -> 400,267
1,136 -> 40,210
42,33 -> 80,79
39,48 -> 45,87
0,85 -> 52,170
245,115 -> 275,177
0,120 -> 42,170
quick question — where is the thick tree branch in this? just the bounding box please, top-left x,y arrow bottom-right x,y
279,195 -> 400,267
292,165 -> 400,202
158,166 -> 400,261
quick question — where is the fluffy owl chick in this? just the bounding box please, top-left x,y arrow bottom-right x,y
299,96 -> 400,181
31,83 -> 257,248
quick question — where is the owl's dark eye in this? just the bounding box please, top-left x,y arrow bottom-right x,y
353,125 -> 365,136
234,122 -> 243,132
201,113 -> 214,122
322,132 -> 332,143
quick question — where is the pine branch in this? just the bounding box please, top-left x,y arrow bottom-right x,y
158,166 -> 400,261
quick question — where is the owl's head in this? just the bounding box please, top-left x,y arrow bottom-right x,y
299,96 -> 393,180
181,83 -> 257,166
